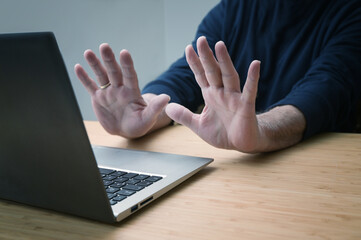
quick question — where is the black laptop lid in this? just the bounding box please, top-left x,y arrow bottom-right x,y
0,32 -> 114,222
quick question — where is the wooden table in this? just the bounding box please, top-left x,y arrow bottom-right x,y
1,121 -> 361,240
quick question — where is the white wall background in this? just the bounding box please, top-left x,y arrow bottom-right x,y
0,0 -> 219,120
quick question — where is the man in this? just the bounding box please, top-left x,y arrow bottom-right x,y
75,0 -> 361,153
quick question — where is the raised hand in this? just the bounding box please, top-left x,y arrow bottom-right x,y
165,36 -> 264,153
74,44 -> 170,138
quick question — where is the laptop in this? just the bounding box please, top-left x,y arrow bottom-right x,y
0,32 -> 213,223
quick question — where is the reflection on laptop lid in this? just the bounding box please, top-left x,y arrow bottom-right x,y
0,32 -> 213,223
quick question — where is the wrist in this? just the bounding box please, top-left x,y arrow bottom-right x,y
254,106 -> 306,152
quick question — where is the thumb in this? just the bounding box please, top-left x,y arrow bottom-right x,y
143,94 -> 170,120
165,103 -> 199,130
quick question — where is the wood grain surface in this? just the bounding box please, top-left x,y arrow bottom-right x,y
1,121 -> 360,240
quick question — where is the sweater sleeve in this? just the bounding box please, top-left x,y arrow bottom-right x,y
268,2 -> 361,138
142,0 -> 227,112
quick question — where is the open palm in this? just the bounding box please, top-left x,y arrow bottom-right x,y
166,37 -> 262,153
75,44 -> 169,138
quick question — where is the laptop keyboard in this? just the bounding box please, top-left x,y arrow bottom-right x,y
99,168 -> 163,205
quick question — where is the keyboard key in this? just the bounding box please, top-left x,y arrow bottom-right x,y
106,187 -> 120,193
103,180 -> 113,186
113,195 -> 127,202
137,181 -> 153,187
115,177 -> 128,183
110,182 -> 126,188
134,174 -> 150,180
107,193 -> 117,199
147,176 -> 163,182
103,175 -> 117,181
126,179 -> 140,185
111,171 -> 127,177
99,168 -> 115,175
109,199 -> 118,205
117,189 -> 136,196
122,173 -> 139,179
123,184 -> 144,191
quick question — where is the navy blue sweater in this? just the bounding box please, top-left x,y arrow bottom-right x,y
143,0 -> 361,139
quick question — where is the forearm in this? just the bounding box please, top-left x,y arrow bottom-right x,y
256,105 -> 306,152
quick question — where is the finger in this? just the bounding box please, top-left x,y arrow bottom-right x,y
74,63 -> 98,95
185,44 -> 209,88
215,41 -> 240,91
165,103 -> 200,131
143,94 -> 170,121
242,60 -> 261,107
119,49 -> 140,90
99,43 -> 123,87
84,49 -> 109,87
197,36 -> 222,87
